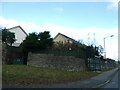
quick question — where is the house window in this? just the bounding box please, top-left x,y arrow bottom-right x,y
69,40 -> 72,44
63,41 -> 65,44
67,40 -> 70,43
60,41 -> 64,44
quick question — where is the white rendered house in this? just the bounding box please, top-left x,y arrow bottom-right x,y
8,26 -> 28,47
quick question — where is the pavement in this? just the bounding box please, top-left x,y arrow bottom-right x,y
2,68 -> 118,88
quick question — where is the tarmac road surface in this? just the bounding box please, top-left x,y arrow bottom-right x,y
100,68 -> 119,90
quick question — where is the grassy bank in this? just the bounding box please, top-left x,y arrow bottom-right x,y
3,65 -> 100,84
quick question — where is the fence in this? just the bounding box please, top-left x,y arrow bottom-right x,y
2,43 -> 24,64
33,48 -> 87,59
87,57 -> 116,71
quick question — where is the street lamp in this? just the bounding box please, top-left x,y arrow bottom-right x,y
103,35 -> 114,59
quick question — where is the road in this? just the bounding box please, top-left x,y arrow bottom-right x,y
101,69 -> 119,89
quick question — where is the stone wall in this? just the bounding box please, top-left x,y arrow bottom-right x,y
27,52 -> 86,71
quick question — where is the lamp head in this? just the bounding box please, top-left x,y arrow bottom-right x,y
110,35 -> 114,37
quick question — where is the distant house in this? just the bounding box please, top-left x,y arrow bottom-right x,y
53,33 -> 76,44
7,26 -> 28,47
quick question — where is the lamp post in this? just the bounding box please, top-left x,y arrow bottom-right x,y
103,35 -> 114,59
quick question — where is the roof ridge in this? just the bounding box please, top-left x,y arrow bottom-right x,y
7,26 -> 28,36
54,32 -> 76,42
7,25 -> 20,30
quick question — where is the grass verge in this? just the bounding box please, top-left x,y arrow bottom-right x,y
3,65 -> 100,84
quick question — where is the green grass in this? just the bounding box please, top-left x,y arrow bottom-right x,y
0,65 -> 2,82
2,65 -> 100,84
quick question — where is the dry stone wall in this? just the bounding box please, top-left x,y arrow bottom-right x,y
27,52 -> 86,71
